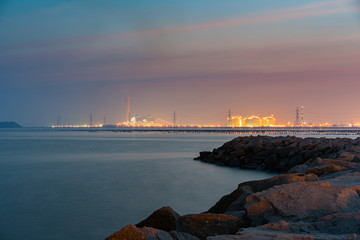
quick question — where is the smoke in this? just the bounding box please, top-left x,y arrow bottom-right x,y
77,0 -> 180,57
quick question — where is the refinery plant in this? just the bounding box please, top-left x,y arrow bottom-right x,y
227,115 -> 277,127
51,99 -> 360,129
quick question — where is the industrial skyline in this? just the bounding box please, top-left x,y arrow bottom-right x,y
52,100 -> 360,128
1,0 -> 360,126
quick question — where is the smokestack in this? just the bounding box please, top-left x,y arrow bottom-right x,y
301,106 -> 304,126
296,107 -> 299,126
126,96 -> 130,123
90,113 -> 93,127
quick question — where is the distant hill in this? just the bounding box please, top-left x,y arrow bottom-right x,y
0,122 -> 22,128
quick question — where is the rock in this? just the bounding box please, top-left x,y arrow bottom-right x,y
252,151 -> 272,161
286,164 -> 310,174
105,225 -> 173,240
169,231 -> 200,240
233,143 -> 246,151
245,181 -> 360,225
208,173 -> 318,214
253,143 -> 264,154
156,231 -> 177,240
136,206 -> 180,231
277,146 -> 294,159
324,172 -> 360,191
180,213 -> 245,239
230,150 -> 246,157
194,136 -> 360,173
316,141 -> 333,152
109,136 -> 360,240
206,229 -> 359,239
303,164 -> 346,176
0,121 -> 22,128
338,151 -> 356,161
194,151 -> 212,160
313,158 -> 356,168
315,211 -> 360,234
264,142 -> 275,151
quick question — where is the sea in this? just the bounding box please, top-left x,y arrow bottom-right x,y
0,128 -> 359,240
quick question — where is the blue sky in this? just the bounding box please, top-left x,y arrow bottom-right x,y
1,0 -> 360,126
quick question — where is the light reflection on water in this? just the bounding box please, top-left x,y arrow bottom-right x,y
0,129 -> 358,240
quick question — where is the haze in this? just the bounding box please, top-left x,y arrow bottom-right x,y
1,0 -> 360,126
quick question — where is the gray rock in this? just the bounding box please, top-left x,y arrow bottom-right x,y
180,213 -> 244,240
315,211 -> 360,234
303,164 -> 346,176
208,231 -> 358,240
136,206 -> 180,231
169,231 -> 199,240
105,225 -> 171,240
245,181 -> 360,225
208,173 -> 318,214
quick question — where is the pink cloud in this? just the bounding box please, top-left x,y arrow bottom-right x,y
2,0 -> 358,52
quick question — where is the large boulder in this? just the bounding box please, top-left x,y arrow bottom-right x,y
105,225 -> 173,240
169,231 -> 200,240
107,136 -> 360,240
207,229 -> 358,239
315,211 -> 360,234
208,173 -> 318,214
245,181 -> 360,225
194,136 -> 360,173
136,206 -> 180,231
180,213 -> 245,240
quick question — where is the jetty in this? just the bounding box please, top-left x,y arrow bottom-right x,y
106,136 -> 360,240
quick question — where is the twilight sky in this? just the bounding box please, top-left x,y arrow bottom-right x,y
1,0 -> 360,126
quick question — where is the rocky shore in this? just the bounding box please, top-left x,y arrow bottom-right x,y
106,136 -> 360,240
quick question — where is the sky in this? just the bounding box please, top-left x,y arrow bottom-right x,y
1,0 -> 360,126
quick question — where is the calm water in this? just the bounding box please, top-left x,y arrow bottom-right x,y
0,129 -> 357,240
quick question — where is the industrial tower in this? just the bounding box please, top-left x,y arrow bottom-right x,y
57,114 -> 61,127
301,106 -> 304,126
126,96 -> 130,123
173,111 -> 176,126
296,107 -> 300,126
295,106 -> 305,126
89,113 -> 93,127
227,109 -> 232,127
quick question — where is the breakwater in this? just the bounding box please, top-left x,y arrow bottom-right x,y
106,136 -> 360,240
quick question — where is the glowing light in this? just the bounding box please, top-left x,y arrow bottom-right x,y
227,115 -> 279,127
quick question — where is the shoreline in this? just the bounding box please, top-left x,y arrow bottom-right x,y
106,135 -> 360,240
4,127 -> 360,136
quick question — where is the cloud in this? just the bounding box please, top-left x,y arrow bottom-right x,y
71,0 -> 358,41
2,0 -> 358,52
2,32 -> 359,89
